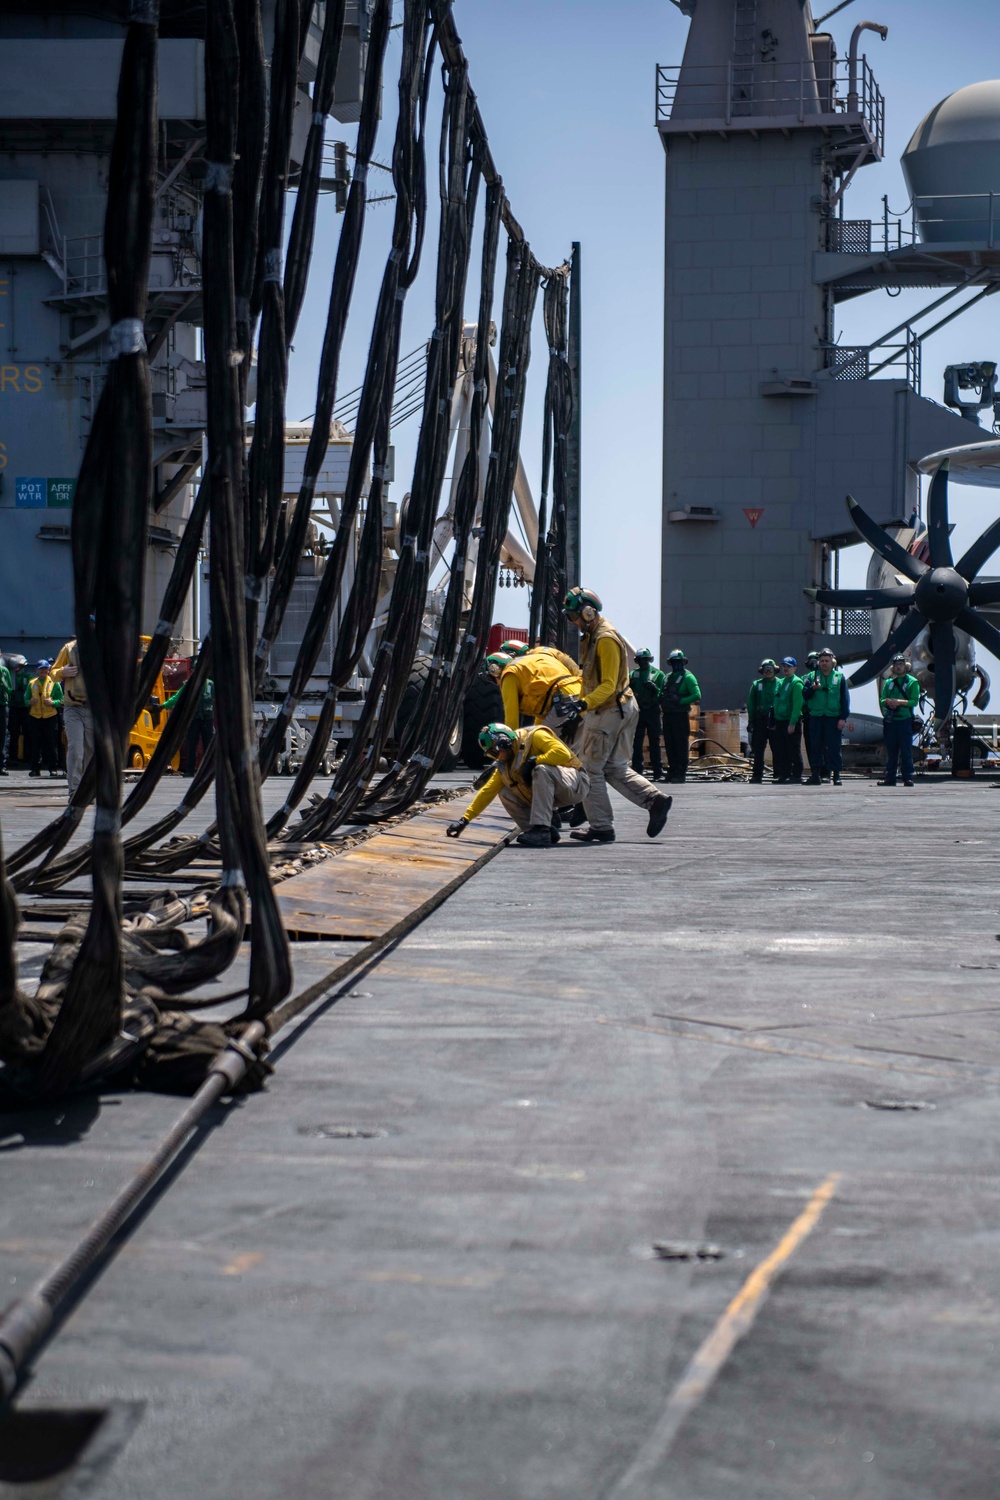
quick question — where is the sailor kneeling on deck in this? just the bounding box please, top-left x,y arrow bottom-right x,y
446,723 -> 589,847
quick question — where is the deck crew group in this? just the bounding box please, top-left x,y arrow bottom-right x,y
446,588 -> 923,849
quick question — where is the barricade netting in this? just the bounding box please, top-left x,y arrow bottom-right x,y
0,0 -> 573,1100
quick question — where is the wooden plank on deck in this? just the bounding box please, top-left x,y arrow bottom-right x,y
276,797 -> 512,939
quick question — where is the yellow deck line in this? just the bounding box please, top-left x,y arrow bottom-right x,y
606,1172 -> 841,1498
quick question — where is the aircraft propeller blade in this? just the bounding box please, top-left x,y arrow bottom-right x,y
847,609 -> 925,687
929,620 -> 956,722
926,460 -> 952,569
846,495 -> 926,583
955,514 -> 1000,581
805,586 -> 914,609
956,604 -> 1000,661
968,579 -> 1000,606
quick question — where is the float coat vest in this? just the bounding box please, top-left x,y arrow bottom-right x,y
580,619 -> 631,706
500,649 -> 582,725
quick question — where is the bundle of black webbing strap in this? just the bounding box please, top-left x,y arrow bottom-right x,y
0,0 -> 575,1101
530,270 -> 574,652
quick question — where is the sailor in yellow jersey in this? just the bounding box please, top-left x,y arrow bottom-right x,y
446,722 -> 589,847
499,645 -> 583,731
556,587 -> 673,843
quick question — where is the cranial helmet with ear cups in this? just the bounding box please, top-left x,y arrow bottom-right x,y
562,587 -> 602,621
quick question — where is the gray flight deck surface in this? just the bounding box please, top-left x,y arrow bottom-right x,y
3,773 -> 1000,1497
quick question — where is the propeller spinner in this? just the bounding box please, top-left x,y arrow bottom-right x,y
804,461 -> 1000,721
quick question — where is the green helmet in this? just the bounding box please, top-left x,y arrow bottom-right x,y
484,651 -> 512,677
499,639 -> 529,657
668,649 -> 687,665
635,647 -> 654,664
759,658 -> 778,672
562,586 -> 602,618
478,722 -> 517,757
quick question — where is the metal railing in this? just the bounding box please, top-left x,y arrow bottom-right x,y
655,55 -> 884,154
53,231 -> 203,300
62,234 -> 107,297
826,192 -> 1000,254
825,327 -> 921,392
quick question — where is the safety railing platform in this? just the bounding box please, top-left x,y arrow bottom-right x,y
655,56 -> 883,157
826,193 -> 1000,255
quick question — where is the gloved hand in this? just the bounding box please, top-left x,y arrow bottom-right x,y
554,695 -> 586,724
446,819 -> 468,838
522,755 -> 537,780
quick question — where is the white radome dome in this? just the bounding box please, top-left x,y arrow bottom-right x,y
902,81 -> 1000,242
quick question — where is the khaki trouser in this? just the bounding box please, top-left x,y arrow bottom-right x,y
63,701 -> 93,797
579,696 -> 656,832
498,764 -> 590,830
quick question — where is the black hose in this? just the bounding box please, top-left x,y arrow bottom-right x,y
0,0 -> 570,1091
254,0 -> 392,689
234,0 -> 266,403
7,448 -> 210,892
36,1 -> 159,1096
360,61 -> 484,812
284,0 -> 348,340
529,388 -> 552,646
538,268 -> 573,650
202,0 -> 291,1020
245,0 -> 300,657
257,0 -> 431,795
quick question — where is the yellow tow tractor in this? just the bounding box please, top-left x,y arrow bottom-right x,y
126,637 -> 191,772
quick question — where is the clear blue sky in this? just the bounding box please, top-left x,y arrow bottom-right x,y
286,0 -> 1000,707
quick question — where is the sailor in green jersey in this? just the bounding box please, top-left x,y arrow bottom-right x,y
773,655 -> 804,784
629,648 -> 667,781
8,657 -> 32,765
799,651 -> 822,779
878,653 -> 920,787
0,654 -> 12,774
747,658 -> 780,784
164,675 -> 215,776
803,648 -> 849,786
660,648 -> 701,783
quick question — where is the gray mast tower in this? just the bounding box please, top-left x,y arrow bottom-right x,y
656,0 -> 974,707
